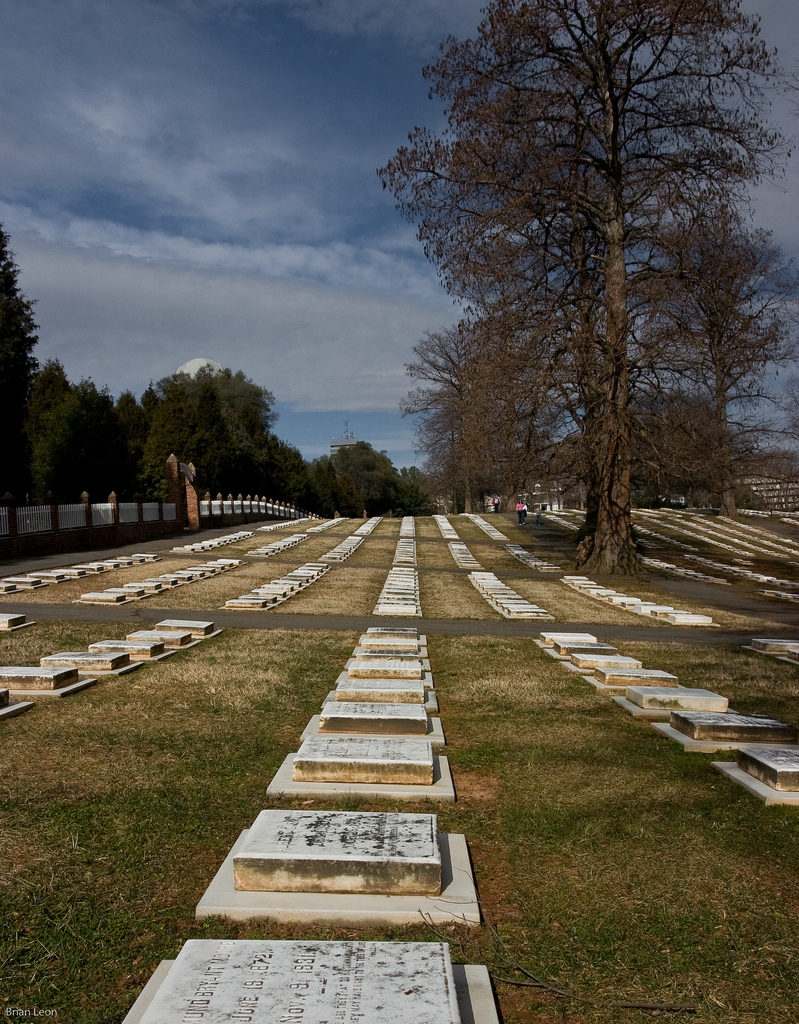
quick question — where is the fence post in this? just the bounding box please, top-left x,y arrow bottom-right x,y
1,494 -> 18,537
133,492 -> 144,524
185,464 -> 200,530
165,454 -> 181,506
108,491 -> 120,525
45,491 -> 59,533
80,491 -> 92,528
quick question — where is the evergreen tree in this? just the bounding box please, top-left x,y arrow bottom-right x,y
0,226 -> 39,496
141,377 -> 200,499
194,380 -> 236,494
115,389 -> 154,495
31,380 -> 132,501
26,359 -> 71,455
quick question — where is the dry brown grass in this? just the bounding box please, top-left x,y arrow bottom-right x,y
346,537 -> 400,566
413,516 -> 450,539
415,538 -> 459,569
0,618 -> 142,664
369,518 -> 401,537
270,567 -> 388,615
0,628 -> 352,808
419,570 -> 501,619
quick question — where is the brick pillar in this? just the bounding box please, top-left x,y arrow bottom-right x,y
45,492 -> 59,533
165,454 -> 181,507
108,490 -> 120,524
1,494 -> 18,537
80,491 -> 92,528
185,464 -> 200,530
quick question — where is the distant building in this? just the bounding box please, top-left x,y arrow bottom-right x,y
742,476 -> 799,512
176,357 -> 224,377
330,423 -> 359,457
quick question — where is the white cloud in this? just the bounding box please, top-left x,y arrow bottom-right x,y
273,0 -> 486,49
0,201 -> 443,298
12,238 -> 456,412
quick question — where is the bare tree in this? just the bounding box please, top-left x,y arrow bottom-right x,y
640,209 -> 797,516
403,319 -> 554,509
381,0 -> 785,571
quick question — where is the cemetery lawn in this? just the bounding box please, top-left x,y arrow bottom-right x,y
419,569 -> 503,619
3,626 -> 799,1023
270,567 -> 387,615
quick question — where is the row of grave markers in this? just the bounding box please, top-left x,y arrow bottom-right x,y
79,557 -> 242,605
442,520 -> 554,620
562,575 -> 717,626
225,563 -> 329,610
247,532 -> 308,558
0,618 -> 220,719
374,568 -> 422,617
172,530 -> 253,553
1,551 -> 162,594
538,631 -> 799,805
124,626 -> 497,1024
548,507 -> 799,603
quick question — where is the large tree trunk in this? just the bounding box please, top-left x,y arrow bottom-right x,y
714,378 -> 737,518
719,482 -> 737,519
581,223 -> 637,574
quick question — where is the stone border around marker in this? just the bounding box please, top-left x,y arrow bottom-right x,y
195,830 -> 479,925
711,762 -> 799,806
7,678 -> 99,699
267,752 -> 456,802
302,714 -> 446,747
0,699 -> 35,719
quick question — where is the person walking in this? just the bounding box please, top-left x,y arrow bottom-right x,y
535,506 -> 542,525
516,499 -> 527,525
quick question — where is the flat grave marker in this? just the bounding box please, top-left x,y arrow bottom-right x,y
613,686 -> 728,719
0,613 -> 34,632
126,629 -> 194,649
233,809 -> 442,894
122,939 -> 466,1024
347,658 -> 424,680
654,711 -> 799,751
594,667 -> 678,687
713,748 -> 799,806
319,701 -> 429,735
335,675 -> 426,704
292,735 -> 434,785
40,650 -> 133,673
88,639 -> 167,660
154,619 -> 217,637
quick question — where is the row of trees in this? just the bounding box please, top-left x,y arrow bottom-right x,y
382,0 -> 798,570
0,226 -> 434,518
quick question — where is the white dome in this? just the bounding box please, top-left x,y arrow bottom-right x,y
176,357 -> 224,377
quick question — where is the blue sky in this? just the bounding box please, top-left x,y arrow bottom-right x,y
1,0 -> 796,469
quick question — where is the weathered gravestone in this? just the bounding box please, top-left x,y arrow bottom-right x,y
233,810 -> 442,894
123,939 -> 464,1024
292,736 -> 434,785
